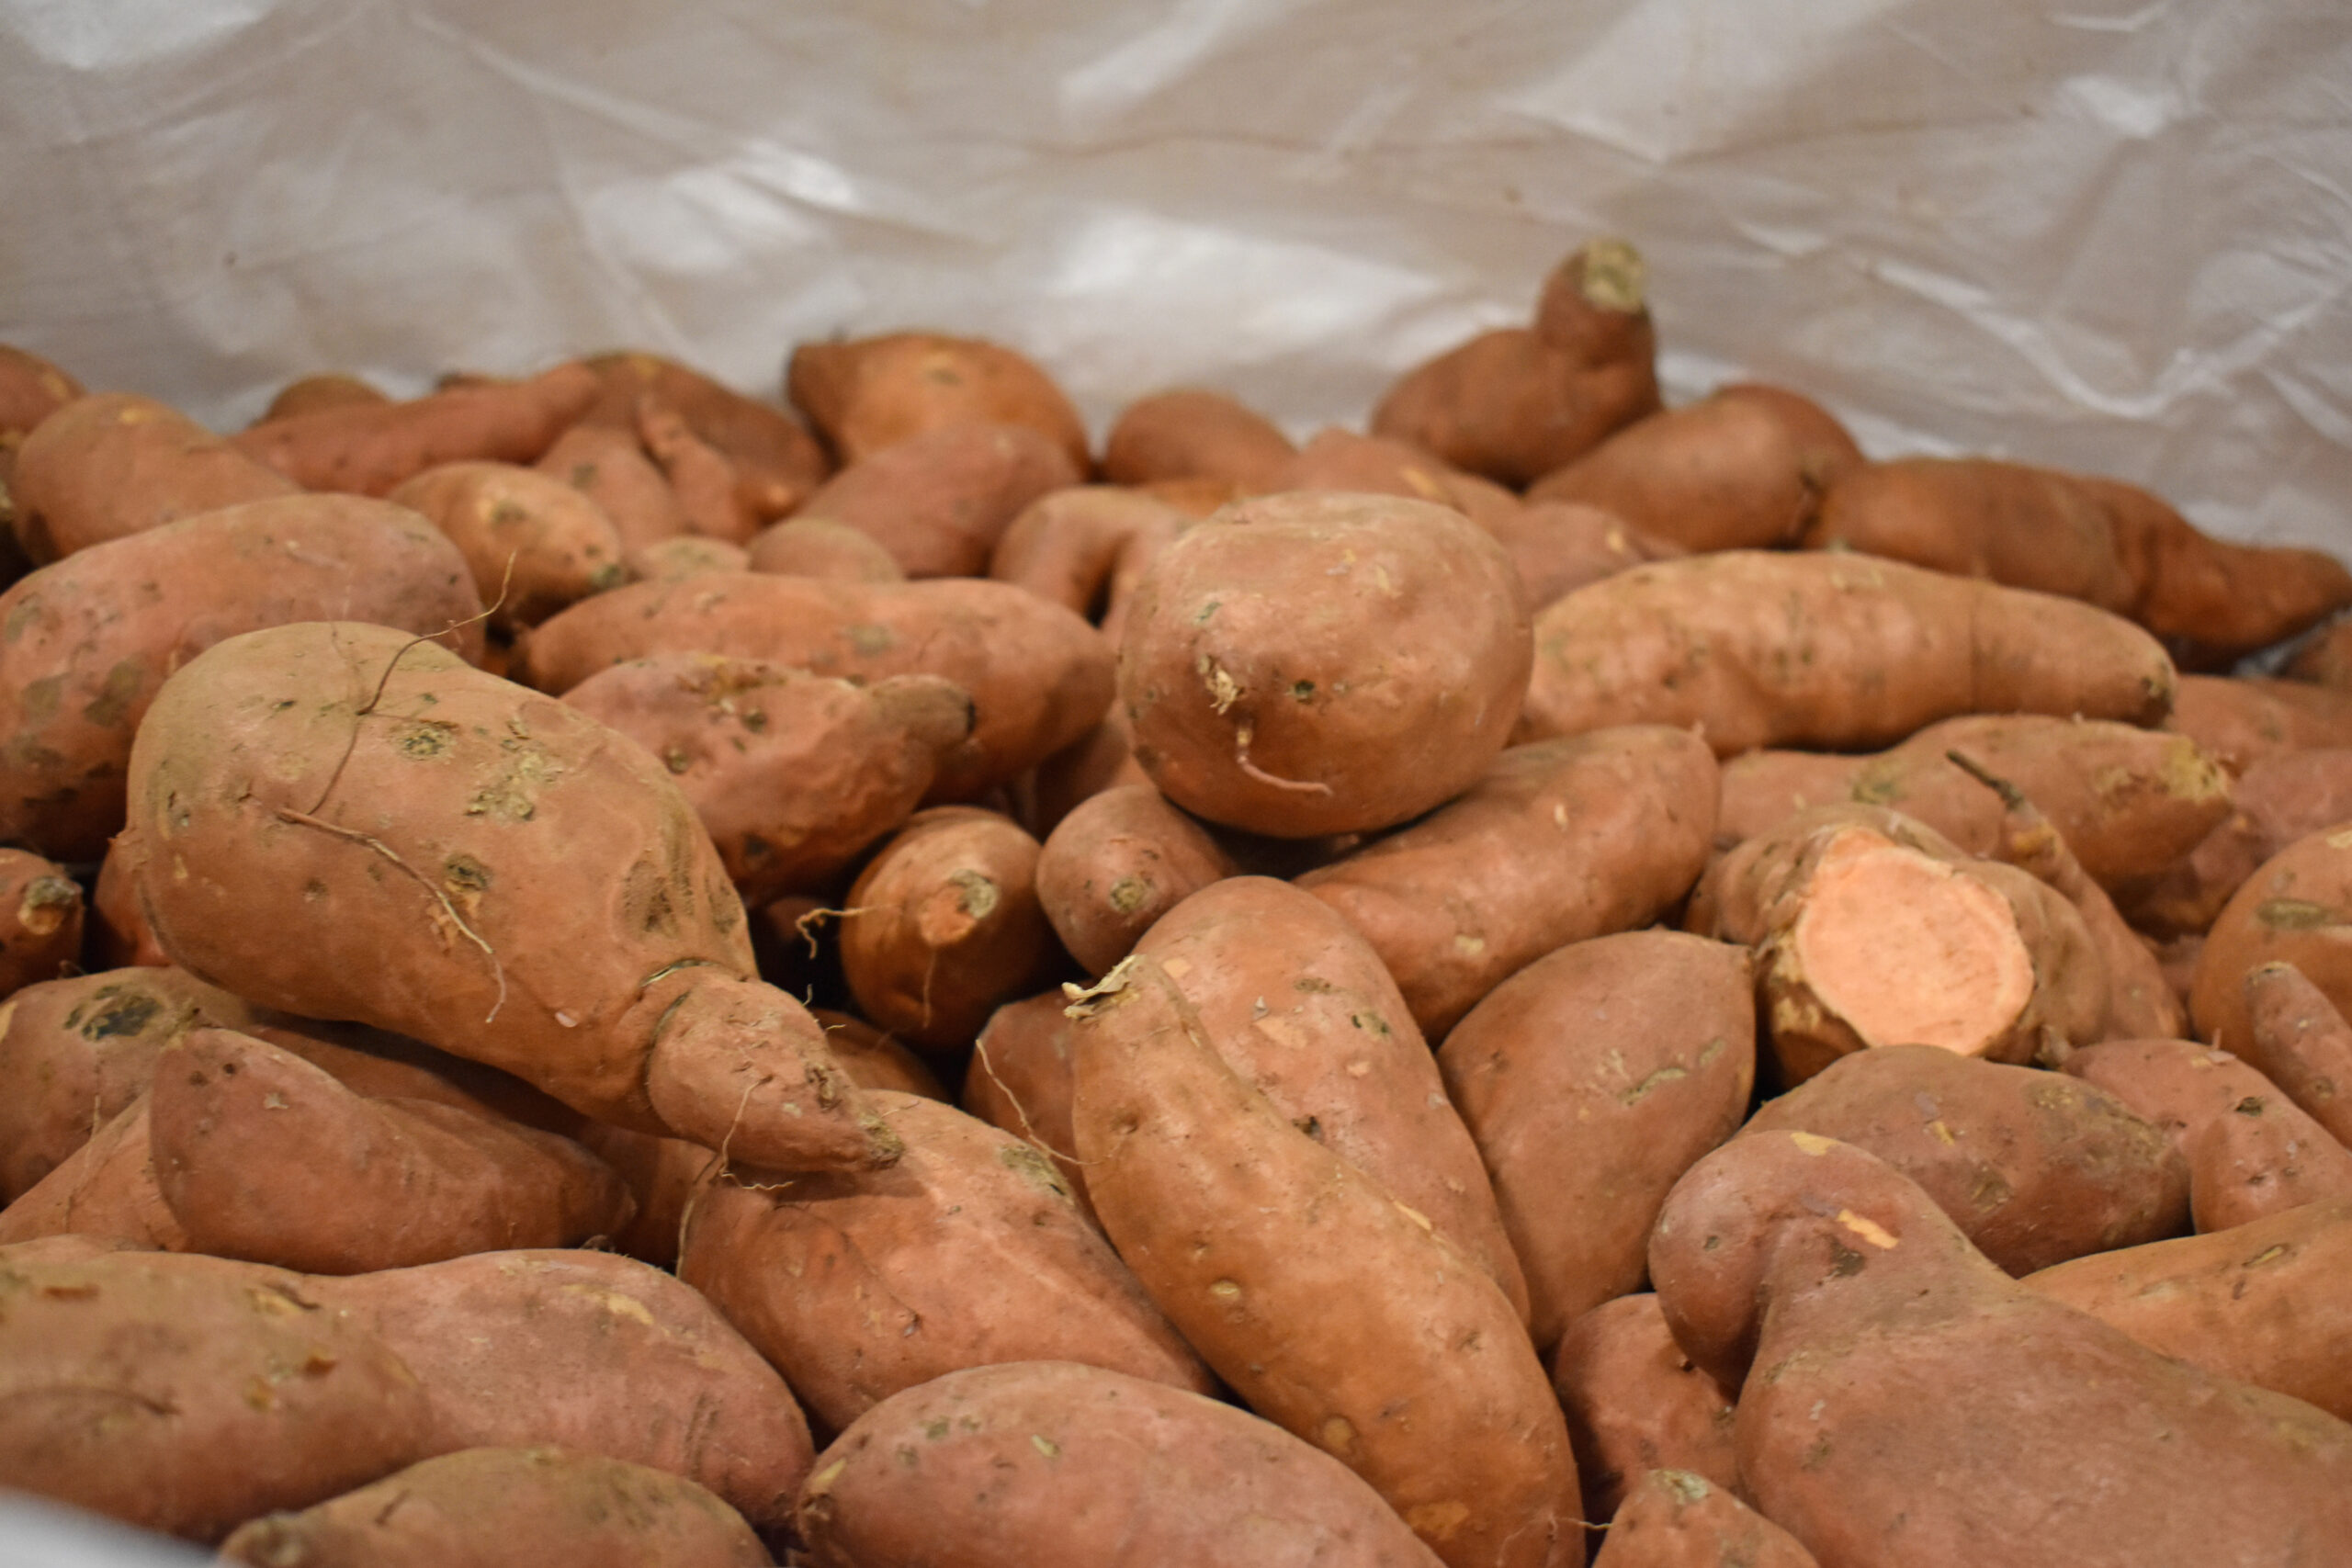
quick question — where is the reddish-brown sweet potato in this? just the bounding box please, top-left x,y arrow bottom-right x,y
1590,1470 -> 1819,1568
8,392 -> 298,562
232,362 -> 601,496
0,848 -> 79,997
1372,328 -> 1655,490
2242,961 -> 2352,1145
787,331 -> 1091,472
1550,1296 -> 1741,1528
389,461 -> 627,626
2121,748 -> 2352,936
792,420 -> 1084,578
2165,672 -> 2352,773
962,990 -> 1090,1211
256,373 -> 389,423
536,422 -> 687,551
635,398 -> 759,544
796,1360 -> 1445,1568
1487,500 -> 1684,615
1035,782 -> 1239,977
0,345 -> 83,441
1100,387 -> 1296,490
2190,822 -> 2352,1055
624,535 -> 750,582
988,484 -> 1190,640
575,351 -> 831,523
743,516 -> 905,582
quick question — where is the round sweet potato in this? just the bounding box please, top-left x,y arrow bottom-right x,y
786,331 -> 1090,472
389,461 -> 627,626
1100,387 -> 1295,491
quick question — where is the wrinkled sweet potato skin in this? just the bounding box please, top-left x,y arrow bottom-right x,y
9,392 -> 298,562
1101,387 -> 1296,491
220,1447 -> 775,1568
1440,931 -> 1754,1348
793,421 -> 1083,578
1550,1296 -> 1740,1528
788,332 -> 1091,472
578,351 -> 831,523
679,1093 -> 1214,1433
0,493 -> 484,863
796,1361 -> 1445,1568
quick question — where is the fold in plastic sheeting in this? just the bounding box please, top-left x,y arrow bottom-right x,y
2,0 -> 2346,551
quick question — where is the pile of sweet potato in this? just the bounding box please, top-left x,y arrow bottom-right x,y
1,240 -> 2350,1568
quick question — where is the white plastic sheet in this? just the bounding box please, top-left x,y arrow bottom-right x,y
3,0 -> 2347,550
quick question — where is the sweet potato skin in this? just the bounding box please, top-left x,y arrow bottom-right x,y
1100,387 -> 1296,490
963,991 -> 1091,1213
1589,1470 -> 1818,1568
796,1360 -> 1446,1568
577,350 -> 831,523
794,420 -> 1083,579
2191,823 -> 2352,1056
9,392 -> 298,562
2242,960 -> 2352,1145
0,848 -> 80,997
1035,783 -> 1238,976
231,362 -> 601,496
2165,672 -> 2352,773
787,332 -> 1091,472
389,461 -> 627,626
1372,328 -> 1653,489
1550,1297 -> 1740,1528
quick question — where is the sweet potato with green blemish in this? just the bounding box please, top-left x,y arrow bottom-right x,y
680,1092 -> 1215,1433
1300,729 -> 1717,1037
1591,1470 -> 1819,1568
787,332 -> 1091,472
838,807 -> 1064,1050
123,620 -> 899,1171
1439,931 -> 1754,1348
1136,875 -> 1531,1319
1035,782 -> 1240,976
793,421 -> 1084,579
1692,807 -> 2109,1085
0,493 -> 485,863
796,1360 -> 1445,1568
2061,1038 -> 2352,1231
1067,954 -> 1582,1568
2243,961 -> 2352,1145
743,516 -> 904,582
7,392 -> 299,562
1740,1044 -> 2187,1272
1100,387 -> 1296,491
389,461 -> 627,626
2189,821 -> 2352,1054
0,1250 -> 435,1542
309,1249 -> 813,1530
963,990 -> 1090,1211
231,362 -> 602,497
2121,748 -> 2352,936
256,373 -> 389,423
988,485 -> 1190,640
2023,1197 -> 2352,1420
536,423 -> 687,552
1647,1133 -> 2352,1568
576,352 -> 830,524
515,571 -> 1114,803
221,1447 -> 774,1568
1119,491 -> 1530,838
1519,551 -> 2177,757
1550,1296 -> 1741,1528
561,655 -> 973,906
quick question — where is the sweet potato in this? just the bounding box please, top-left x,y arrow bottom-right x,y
1136,875 -> 1530,1318
8,392 -> 298,562
388,461 -> 626,626
678,1092 -> 1215,1433
988,484 -> 1190,640
0,1250 -> 435,1542
962,990 -> 1089,1211
0,492 -> 485,862
309,1249 -> 813,1530
231,362 -> 600,496
1533,238 -> 1661,377
1590,1471 -> 1818,1568
1372,328 -> 1654,490
575,351 -> 831,523
1119,491 -> 1530,837
1300,729 -> 1717,1037
2286,613 -> 2352,690
1487,500 -> 1683,615
787,331 -> 1089,471
257,373 -> 389,423
796,1360 -> 1446,1568
808,1008 -> 948,1100
636,398 -> 759,544
1520,552 -> 2176,756
536,423 -> 686,551
2121,748 -> 2352,935
123,620 -> 899,1171
1034,782 -> 1239,976
1712,751 -> 1863,849
561,655 -> 973,905
1550,1296 -> 1740,1528
515,572 -> 1114,803
743,516 -> 904,582
837,807 -> 1064,1049
1647,1133 -> 2352,1568
1526,387 -> 1860,552
220,1447 -> 774,1568
0,344 -> 83,440
92,840 -> 172,967
2023,1196 -> 2352,1421
2242,961 -> 2352,1145
0,847 -> 79,994
2165,671 -> 2352,773
791,420 -> 1083,578
1099,387 -> 1296,491
0,1098 -> 186,1250
2061,1038 -> 2352,1231
1067,955 -> 1582,1568
625,535 -> 749,582
1740,1044 -> 2187,1271
1275,428 -> 1526,537
1439,931 -> 1755,1348
2189,821 -> 2352,1054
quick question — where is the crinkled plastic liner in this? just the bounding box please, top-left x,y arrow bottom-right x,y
2,0 -> 2346,560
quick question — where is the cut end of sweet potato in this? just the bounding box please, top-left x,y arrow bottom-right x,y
1577,237 -> 1649,313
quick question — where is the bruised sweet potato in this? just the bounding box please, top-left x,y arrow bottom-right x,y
1440,931 -> 1755,1348
220,1447 -> 774,1568
743,516 -> 904,582
124,621 -> 898,1171
515,571 -> 1114,803
1119,491 -> 1530,837
1646,1133 -> 2352,1568
1550,1296 -> 1741,1528
1099,387 -> 1296,491
1520,552 -> 2175,756
792,421 -> 1082,579
232,362 -> 600,496
389,461 -> 626,626
787,332 -> 1089,472
679,1092 -> 1214,1433
0,493 -> 484,862
8,392 -> 298,562
1590,1471 -> 1818,1568
796,1360 -> 1445,1568
561,655 -> 972,905
1300,729 -> 1717,1037
1067,955 -> 1582,1568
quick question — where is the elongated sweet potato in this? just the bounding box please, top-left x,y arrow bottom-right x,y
1100,387 -> 1296,491
576,351 -> 831,523
679,1092 -> 1214,1432
2190,822 -> 2352,1054
562,656 -> 972,905
1550,1296 -> 1740,1528
1119,491 -> 1530,837
1068,955 -> 1581,1568
636,398 -> 759,544
1301,729 -> 1717,1037
1647,1133 -> 2352,1568
1372,328 -> 1654,490
515,572 -> 1114,802
232,362 -> 601,496
1590,1471 -> 1818,1568
8,392 -> 297,562
0,1098 -> 186,1250
2242,961 -> 2352,1145
787,332 -> 1091,472
962,990 -> 1090,1212
1440,931 -> 1754,1348
797,1360 -> 1445,1568
389,461 -> 626,626
793,420 -> 1083,579
256,373 -> 388,423
536,422 -> 687,551
1520,552 -> 2176,756
988,484 -> 1189,640
124,621 -> 898,1171
0,493 -> 485,862
2165,671 -> 2352,773
221,1447 -> 775,1568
